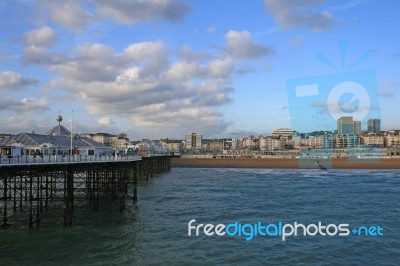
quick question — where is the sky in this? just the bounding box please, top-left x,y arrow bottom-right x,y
0,0 -> 399,139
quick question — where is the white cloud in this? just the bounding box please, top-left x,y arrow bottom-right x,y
38,0 -> 93,30
41,41 -> 167,84
265,0 -> 334,32
17,98 -> 50,113
23,46 -> 67,65
0,98 -> 21,111
129,106 -> 230,138
224,30 -> 274,59
22,25 -> 66,65
208,58 -> 233,77
98,117 -> 114,125
93,0 -> 190,25
36,0 -> 190,30
49,43 -> 127,82
116,67 -> 141,84
124,41 -> 166,62
2,116 -> 51,134
178,45 -> 214,62
165,57 -> 232,82
24,26 -> 57,47
0,71 -> 38,91
17,23 -> 276,137
42,39 -> 235,137
166,61 -> 203,81
0,98 -> 49,113
12,4 -> 275,138
124,41 -> 167,75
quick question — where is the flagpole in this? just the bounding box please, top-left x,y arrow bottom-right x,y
71,109 -> 73,156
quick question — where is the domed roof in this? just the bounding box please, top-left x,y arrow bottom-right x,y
47,112 -> 71,136
47,125 -> 71,136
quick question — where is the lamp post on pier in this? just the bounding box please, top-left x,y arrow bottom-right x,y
70,109 -> 73,160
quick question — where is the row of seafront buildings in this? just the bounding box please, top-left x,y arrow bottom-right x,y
1,114 -> 399,159
172,117 -> 400,159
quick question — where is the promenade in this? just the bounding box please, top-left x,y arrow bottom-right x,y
171,158 -> 400,169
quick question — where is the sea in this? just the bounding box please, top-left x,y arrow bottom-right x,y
0,168 -> 399,265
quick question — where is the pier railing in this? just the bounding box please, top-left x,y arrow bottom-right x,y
0,154 -> 142,165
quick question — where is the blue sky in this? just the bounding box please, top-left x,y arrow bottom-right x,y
0,0 -> 399,139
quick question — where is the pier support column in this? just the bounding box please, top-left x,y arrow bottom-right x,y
35,175 -> 40,226
1,175 -> 8,228
63,167 -> 74,226
94,171 -> 99,210
132,163 -> 138,202
13,175 -> 17,212
118,169 -> 126,211
29,173 -> 33,228
150,159 -> 154,179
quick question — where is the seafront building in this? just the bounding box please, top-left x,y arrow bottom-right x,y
209,140 -> 224,152
354,120 -> 361,135
337,116 -> 354,135
368,119 -> 381,132
109,133 -> 130,151
259,136 -> 284,151
185,133 -> 202,150
271,128 -> 296,138
231,138 -> 243,149
360,132 -> 385,147
301,136 -> 324,149
242,136 -> 260,150
160,139 -> 182,153
91,133 -> 113,145
384,130 -> 400,147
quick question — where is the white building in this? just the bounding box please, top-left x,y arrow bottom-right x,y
259,137 -> 268,151
231,138 -> 243,149
271,128 -> 295,138
259,136 -> 282,151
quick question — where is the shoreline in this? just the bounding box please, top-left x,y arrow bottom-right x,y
171,158 -> 400,169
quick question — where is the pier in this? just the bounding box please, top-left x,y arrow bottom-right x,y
0,156 -> 170,228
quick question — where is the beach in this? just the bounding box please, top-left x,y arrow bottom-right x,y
171,158 -> 400,169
